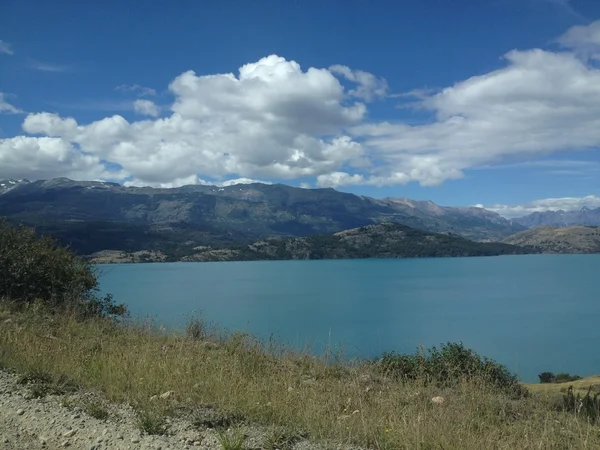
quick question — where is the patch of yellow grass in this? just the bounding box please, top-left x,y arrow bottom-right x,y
524,376 -> 600,395
1,303 -> 599,450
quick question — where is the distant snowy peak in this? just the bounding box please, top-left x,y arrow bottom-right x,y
0,179 -> 30,194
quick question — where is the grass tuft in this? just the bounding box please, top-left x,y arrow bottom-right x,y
83,401 -> 110,420
137,409 -> 169,435
217,428 -> 245,450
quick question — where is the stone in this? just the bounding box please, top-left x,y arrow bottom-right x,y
63,429 -> 77,438
71,414 -> 81,419
431,396 -> 445,404
159,391 -> 174,400
131,437 -> 140,443
16,408 -> 24,415
62,441 -> 71,447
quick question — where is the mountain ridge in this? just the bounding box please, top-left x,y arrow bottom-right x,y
503,226 -> 600,254
513,207 -> 600,228
0,178 -> 525,259
178,222 -> 534,262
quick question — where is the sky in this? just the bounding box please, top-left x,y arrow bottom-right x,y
1,0 -> 600,217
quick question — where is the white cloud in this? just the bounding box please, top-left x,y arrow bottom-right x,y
115,84 -> 157,96
557,19 -> 600,58
8,54 -> 370,186
0,136 -> 112,181
0,40 -> 14,55
353,33 -> 600,185
4,22 -> 600,190
0,93 -> 23,114
124,175 -> 270,189
329,65 -> 388,101
484,195 -> 600,218
29,61 -> 71,73
133,99 -> 159,117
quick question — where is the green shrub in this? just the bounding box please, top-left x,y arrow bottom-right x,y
538,372 -> 581,384
538,372 -> 555,383
378,342 -> 525,397
555,372 -> 582,383
0,219 -> 125,317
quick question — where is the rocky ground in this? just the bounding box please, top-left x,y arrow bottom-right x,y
0,369 -> 324,450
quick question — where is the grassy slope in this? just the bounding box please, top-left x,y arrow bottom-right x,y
0,305 -> 598,449
524,376 -> 600,395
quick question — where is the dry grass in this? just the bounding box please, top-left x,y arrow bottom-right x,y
0,304 -> 599,449
524,377 -> 600,395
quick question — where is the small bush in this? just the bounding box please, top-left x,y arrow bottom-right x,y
137,410 -> 169,435
563,386 -> 600,423
84,402 -> 110,420
0,220 -> 126,318
538,372 -> 555,383
186,318 -> 205,340
217,429 -> 245,450
378,342 -> 525,397
262,426 -> 304,450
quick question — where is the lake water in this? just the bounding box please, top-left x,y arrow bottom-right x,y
98,254 -> 600,382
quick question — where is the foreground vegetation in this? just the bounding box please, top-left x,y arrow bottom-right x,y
1,219 -> 599,449
2,307 -> 600,449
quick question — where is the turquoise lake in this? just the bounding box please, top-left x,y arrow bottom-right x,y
98,254 -> 600,383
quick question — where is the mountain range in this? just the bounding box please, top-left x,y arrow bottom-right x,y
0,178 -> 526,256
512,208 -> 600,228
1,177 -> 598,259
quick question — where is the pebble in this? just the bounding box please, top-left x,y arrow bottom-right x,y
16,408 -> 24,415
431,396 -> 445,404
72,413 -> 81,419
131,437 -> 141,443
63,429 -> 77,437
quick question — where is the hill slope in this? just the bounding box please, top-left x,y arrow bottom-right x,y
504,226 -> 600,254
182,222 -> 532,262
0,178 -> 525,256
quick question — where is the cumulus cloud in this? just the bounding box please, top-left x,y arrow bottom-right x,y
133,99 -> 159,117
0,40 -> 13,55
0,93 -> 23,114
115,84 -> 157,96
4,22 -> 600,190
0,136 -> 113,181
484,195 -> 600,218
6,54 -> 370,186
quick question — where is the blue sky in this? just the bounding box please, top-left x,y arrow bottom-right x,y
1,0 -> 600,216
